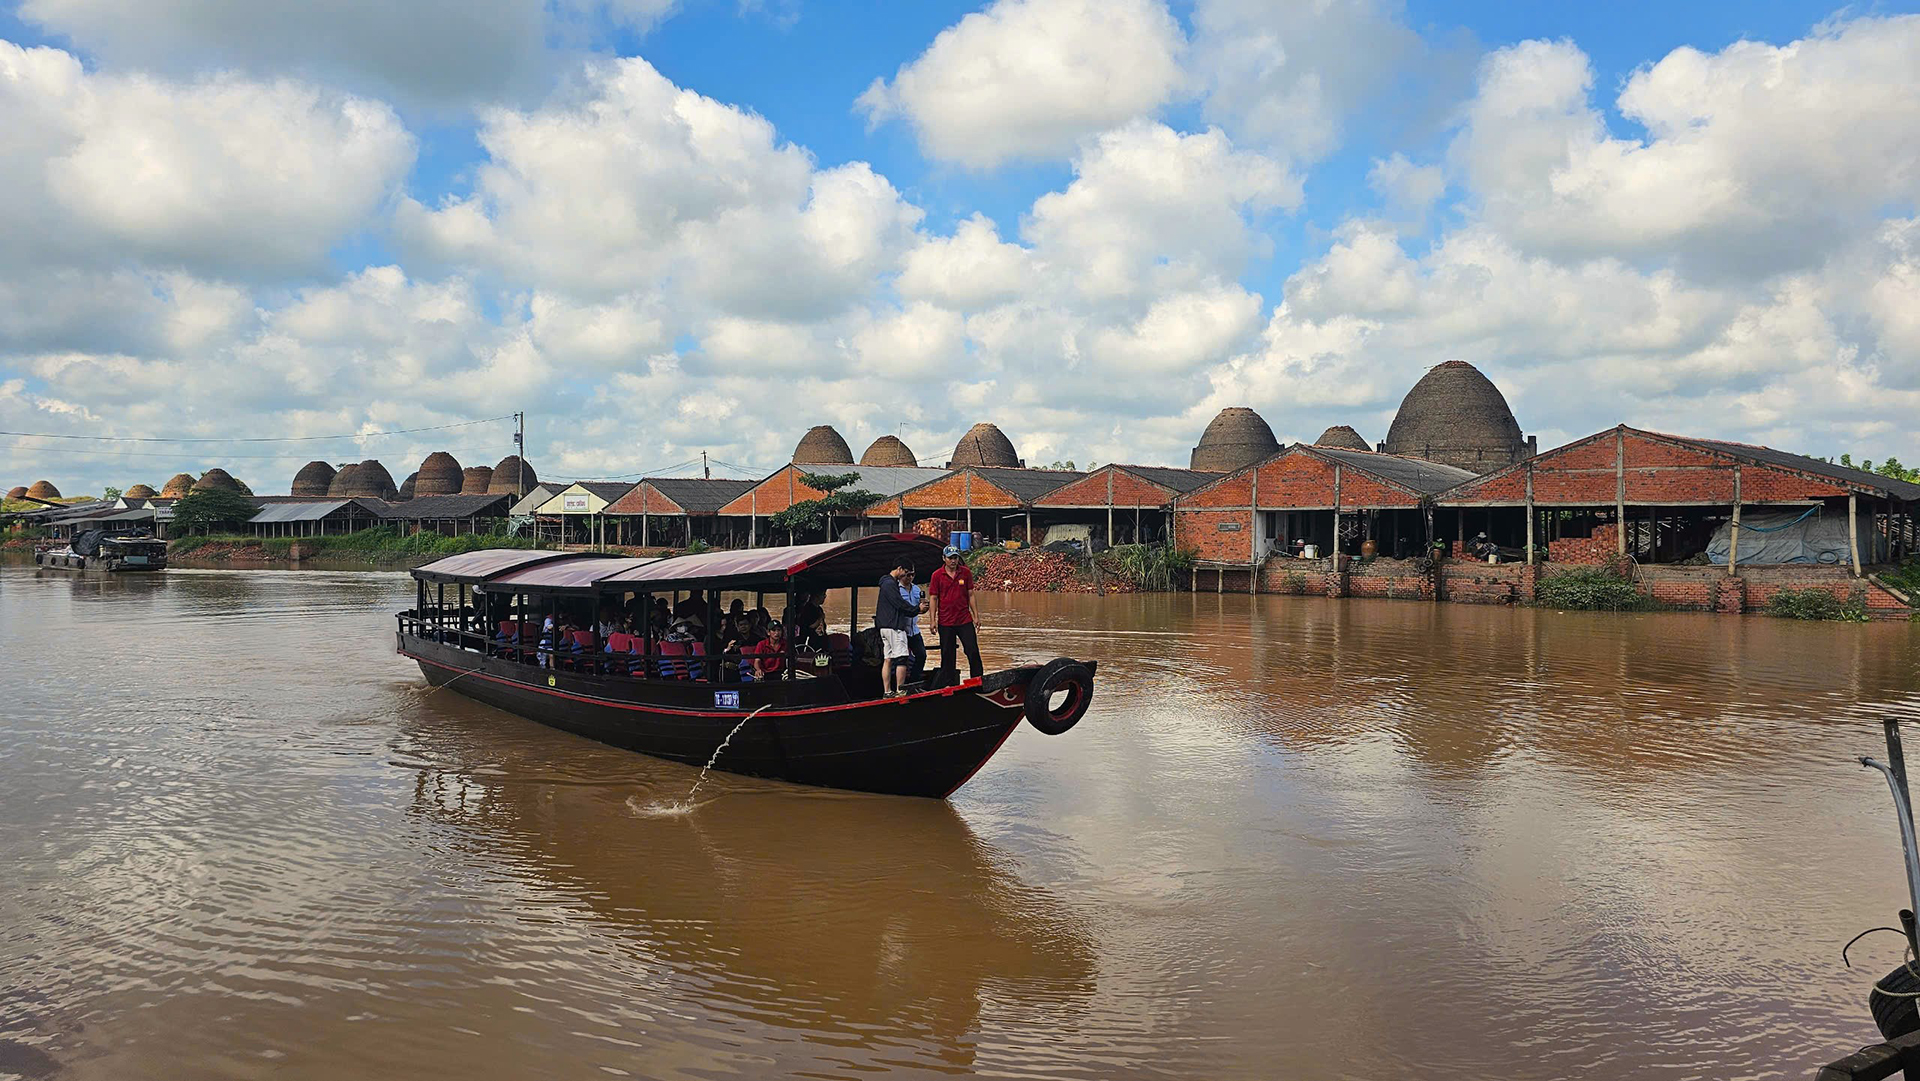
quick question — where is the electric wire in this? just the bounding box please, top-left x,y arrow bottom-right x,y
0,414 -> 515,443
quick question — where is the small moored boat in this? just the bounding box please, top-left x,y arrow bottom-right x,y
35,528 -> 169,572
397,535 -> 1096,798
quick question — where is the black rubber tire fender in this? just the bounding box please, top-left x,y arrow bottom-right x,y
1024,658 -> 1094,736
1874,961 -> 1920,1040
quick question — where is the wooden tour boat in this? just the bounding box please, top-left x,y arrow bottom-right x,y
35,528 -> 169,572
397,534 -> 1097,798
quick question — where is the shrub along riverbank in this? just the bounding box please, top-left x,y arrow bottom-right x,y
170,527 -> 538,565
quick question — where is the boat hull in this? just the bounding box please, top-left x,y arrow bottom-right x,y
34,549 -> 166,572
400,634 -> 1031,798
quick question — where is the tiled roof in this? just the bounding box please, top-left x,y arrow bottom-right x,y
961,466 -> 1087,503
1305,446 -> 1478,495
380,493 -> 513,519
641,477 -> 757,513
1689,437 -> 1920,502
1117,464 -> 1221,493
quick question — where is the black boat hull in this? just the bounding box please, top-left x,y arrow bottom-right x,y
400,634 -> 1033,798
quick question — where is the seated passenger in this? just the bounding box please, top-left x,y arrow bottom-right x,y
748,621 -> 787,681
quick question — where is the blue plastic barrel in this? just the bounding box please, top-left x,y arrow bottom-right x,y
950,531 -> 973,551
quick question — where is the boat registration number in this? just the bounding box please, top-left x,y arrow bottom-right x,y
713,691 -> 740,709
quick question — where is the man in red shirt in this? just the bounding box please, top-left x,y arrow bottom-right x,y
928,545 -> 982,683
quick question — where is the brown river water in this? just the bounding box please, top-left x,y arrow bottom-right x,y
2,564 -> 1919,1080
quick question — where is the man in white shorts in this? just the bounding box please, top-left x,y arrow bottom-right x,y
874,557 -> 926,698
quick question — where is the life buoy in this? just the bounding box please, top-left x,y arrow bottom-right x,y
1024,658 -> 1093,735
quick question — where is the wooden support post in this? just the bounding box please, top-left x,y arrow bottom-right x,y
1728,466 -> 1742,575
1525,463 -> 1536,565
1850,493 -> 1862,577
1107,471 -> 1115,545
964,472 -> 973,533
1615,428 -> 1627,555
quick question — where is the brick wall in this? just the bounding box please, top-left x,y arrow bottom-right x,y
1440,561 -> 1537,605
1867,581 -> 1914,621
1258,557 -> 1326,594
1176,507 -> 1255,562
1034,468 -> 1173,508
1739,565 -> 1859,610
901,472 -> 1020,510
1346,556 -> 1435,600
1179,473 -> 1253,508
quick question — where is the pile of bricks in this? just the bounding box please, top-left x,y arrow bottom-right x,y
977,550 -> 1104,593
913,517 -> 960,540
1547,523 -> 1619,565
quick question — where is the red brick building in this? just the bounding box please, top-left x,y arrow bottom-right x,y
1434,426 -> 1919,570
1172,445 -> 1477,568
1029,464 -> 1218,546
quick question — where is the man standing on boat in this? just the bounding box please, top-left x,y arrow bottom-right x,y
929,545 -> 982,684
875,559 -> 925,698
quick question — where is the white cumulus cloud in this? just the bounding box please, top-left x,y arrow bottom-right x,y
856,0 -> 1185,168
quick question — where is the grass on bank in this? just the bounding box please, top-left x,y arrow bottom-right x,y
171,527 -> 538,559
1765,587 -> 1868,622
1533,567 -> 1660,611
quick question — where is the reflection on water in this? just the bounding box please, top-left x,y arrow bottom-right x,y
1,564 -> 1917,1079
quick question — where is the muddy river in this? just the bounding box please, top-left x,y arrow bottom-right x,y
2,564 -> 1917,1079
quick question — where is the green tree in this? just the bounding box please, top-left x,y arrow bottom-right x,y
101,485 -> 122,501
1046,459 -> 1078,470
170,488 -> 259,534
768,472 -> 880,538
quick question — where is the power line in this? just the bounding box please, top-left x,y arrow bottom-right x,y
0,414 -> 515,444
1,440 -> 514,462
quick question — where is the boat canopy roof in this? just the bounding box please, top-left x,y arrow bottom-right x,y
412,534 -> 946,595
411,548 -> 589,584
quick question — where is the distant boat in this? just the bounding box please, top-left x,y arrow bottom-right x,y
35,528 -> 168,572
395,535 -> 1097,798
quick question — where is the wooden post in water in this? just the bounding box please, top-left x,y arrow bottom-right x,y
1728,466 -> 1742,575
1850,493 -> 1862,577
1525,462 -> 1536,566
1614,428 -> 1627,555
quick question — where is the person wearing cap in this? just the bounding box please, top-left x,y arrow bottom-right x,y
928,545 -> 982,683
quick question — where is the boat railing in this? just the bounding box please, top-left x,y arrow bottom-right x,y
398,605 -> 853,684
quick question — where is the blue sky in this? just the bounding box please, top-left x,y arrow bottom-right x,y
2,0 -> 1919,495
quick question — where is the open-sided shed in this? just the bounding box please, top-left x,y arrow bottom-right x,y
1172,445 -> 1476,564
604,477 -> 757,547
1433,425 -> 1920,573
1030,464 -> 1219,546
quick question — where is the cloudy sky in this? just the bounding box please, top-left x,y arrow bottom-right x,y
3,0 -> 1918,496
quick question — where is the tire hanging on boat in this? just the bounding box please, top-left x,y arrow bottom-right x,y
1025,658 -> 1093,736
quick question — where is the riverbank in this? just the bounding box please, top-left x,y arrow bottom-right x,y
162,530 -> 686,569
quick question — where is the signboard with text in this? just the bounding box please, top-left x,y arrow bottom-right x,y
562,493 -> 591,513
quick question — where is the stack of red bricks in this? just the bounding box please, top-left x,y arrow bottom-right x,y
1546,523 -> 1618,565
913,517 -> 960,540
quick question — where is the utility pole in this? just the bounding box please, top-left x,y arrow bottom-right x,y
514,412 -> 526,497
702,451 -> 709,480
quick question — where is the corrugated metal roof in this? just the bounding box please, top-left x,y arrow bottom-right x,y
1119,465 -> 1221,493
820,465 -> 953,497
413,549 -> 595,584
1306,446 -> 1478,495
963,466 -> 1086,503
1690,437 -> 1920,502
486,555 -> 659,591
643,477 -> 757,513
381,493 -> 512,519
507,483 -> 564,516
248,500 -> 367,524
